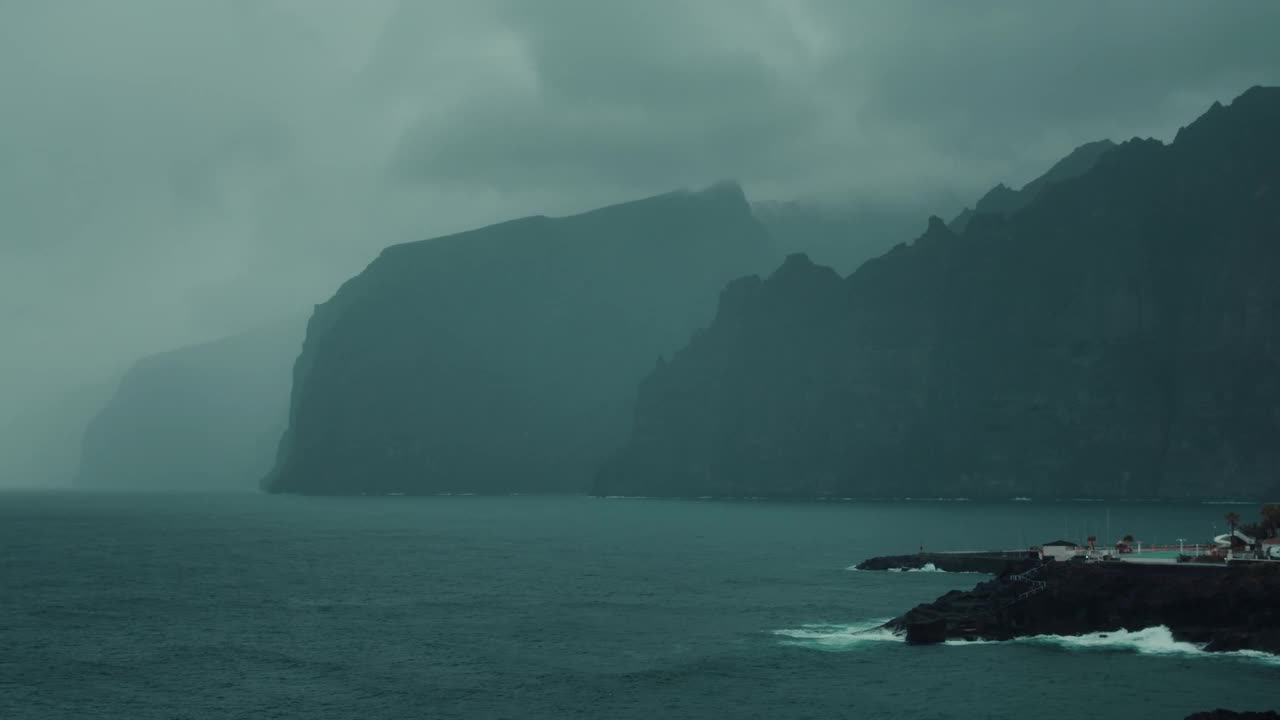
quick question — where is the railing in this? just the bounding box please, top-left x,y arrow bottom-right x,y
1003,563 -> 1048,607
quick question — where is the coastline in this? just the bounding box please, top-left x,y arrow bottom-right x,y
860,556 -> 1280,655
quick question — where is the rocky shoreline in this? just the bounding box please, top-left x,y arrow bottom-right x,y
854,550 -> 1038,575
1187,707 -> 1280,712
869,558 -> 1280,654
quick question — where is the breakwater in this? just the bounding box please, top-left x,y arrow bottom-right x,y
882,560 -> 1280,655
855,550 -> 1040,575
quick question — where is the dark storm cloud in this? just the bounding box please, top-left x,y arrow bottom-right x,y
829,1 -> 1280,165
1,0 -> 1278,428
394,0 -> 1280,199
393,1 -> 828,191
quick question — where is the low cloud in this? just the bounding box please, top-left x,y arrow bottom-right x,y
1,0 -> 1277,414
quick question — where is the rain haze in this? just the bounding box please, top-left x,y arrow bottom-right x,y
3,0 -> 1280,479
5,4 -> 1280,718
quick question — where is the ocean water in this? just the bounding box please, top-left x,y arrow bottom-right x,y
2,493 -> 1276,719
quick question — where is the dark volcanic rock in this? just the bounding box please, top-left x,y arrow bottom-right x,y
266,182 -> 772,495
597,86 -> 1280,500
904,615 -> 948,645
886,561 -> 1280,655
855,552 -> 1038,574
79,318 -> 304,491
1187,707 -> 1280,712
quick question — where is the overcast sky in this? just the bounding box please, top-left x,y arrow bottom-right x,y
2,0 -> 1278,415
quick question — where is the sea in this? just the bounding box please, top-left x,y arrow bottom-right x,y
2,492 -> 1276,720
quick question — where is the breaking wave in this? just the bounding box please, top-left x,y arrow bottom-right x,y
845,562 -> 982,574
779,623 -> 1279,664
773,619 -> 902,650
951,626 -> 1280,664
888,563 -> 945,573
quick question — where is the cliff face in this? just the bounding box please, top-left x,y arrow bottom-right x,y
949,139 -> 1116,233
266,182 -> 772,495
597,87 -> 1280,499
78,318 -> 304,491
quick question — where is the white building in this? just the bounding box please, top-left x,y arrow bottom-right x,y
1041,540 -> 1081,562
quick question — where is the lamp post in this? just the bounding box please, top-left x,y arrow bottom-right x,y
1177,538 -> 1186,555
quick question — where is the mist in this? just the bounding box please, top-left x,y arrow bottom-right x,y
5,4 -> 1280,718
2,0 -> 1279,485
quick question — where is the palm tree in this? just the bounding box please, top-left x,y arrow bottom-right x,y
1261,504 -> 1280,538
1225,511 -> 1241,538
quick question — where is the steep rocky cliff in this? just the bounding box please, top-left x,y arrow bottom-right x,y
78,318 -> 304,491
266,182 -> 772,494
948,139 -> 1116,233
596,87 -> 1280,499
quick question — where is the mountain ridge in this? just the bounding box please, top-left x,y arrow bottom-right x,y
266,181 -> 774,494
596,86 -> 1280,500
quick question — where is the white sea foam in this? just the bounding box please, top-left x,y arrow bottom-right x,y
887,563 -> 943,573
774,619 -> 902,650
1022,626 -> 1204,655
780,622 -> 1279,665
951,626 -> 1280,665
872,562 -> 982,574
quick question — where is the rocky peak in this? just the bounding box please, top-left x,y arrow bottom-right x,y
767,252 -> 842,290
1173,85 -> 1280,151
597,86 -> 1280,501
949,140 -> 1116,233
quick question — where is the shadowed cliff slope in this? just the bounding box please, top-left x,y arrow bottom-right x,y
266,182 -> 772,494
949,139 -> 1116,233
597,87 -> 1280,499
78,318 -> 305,491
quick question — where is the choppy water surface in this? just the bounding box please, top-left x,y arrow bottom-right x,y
2,493 -> 1275,719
